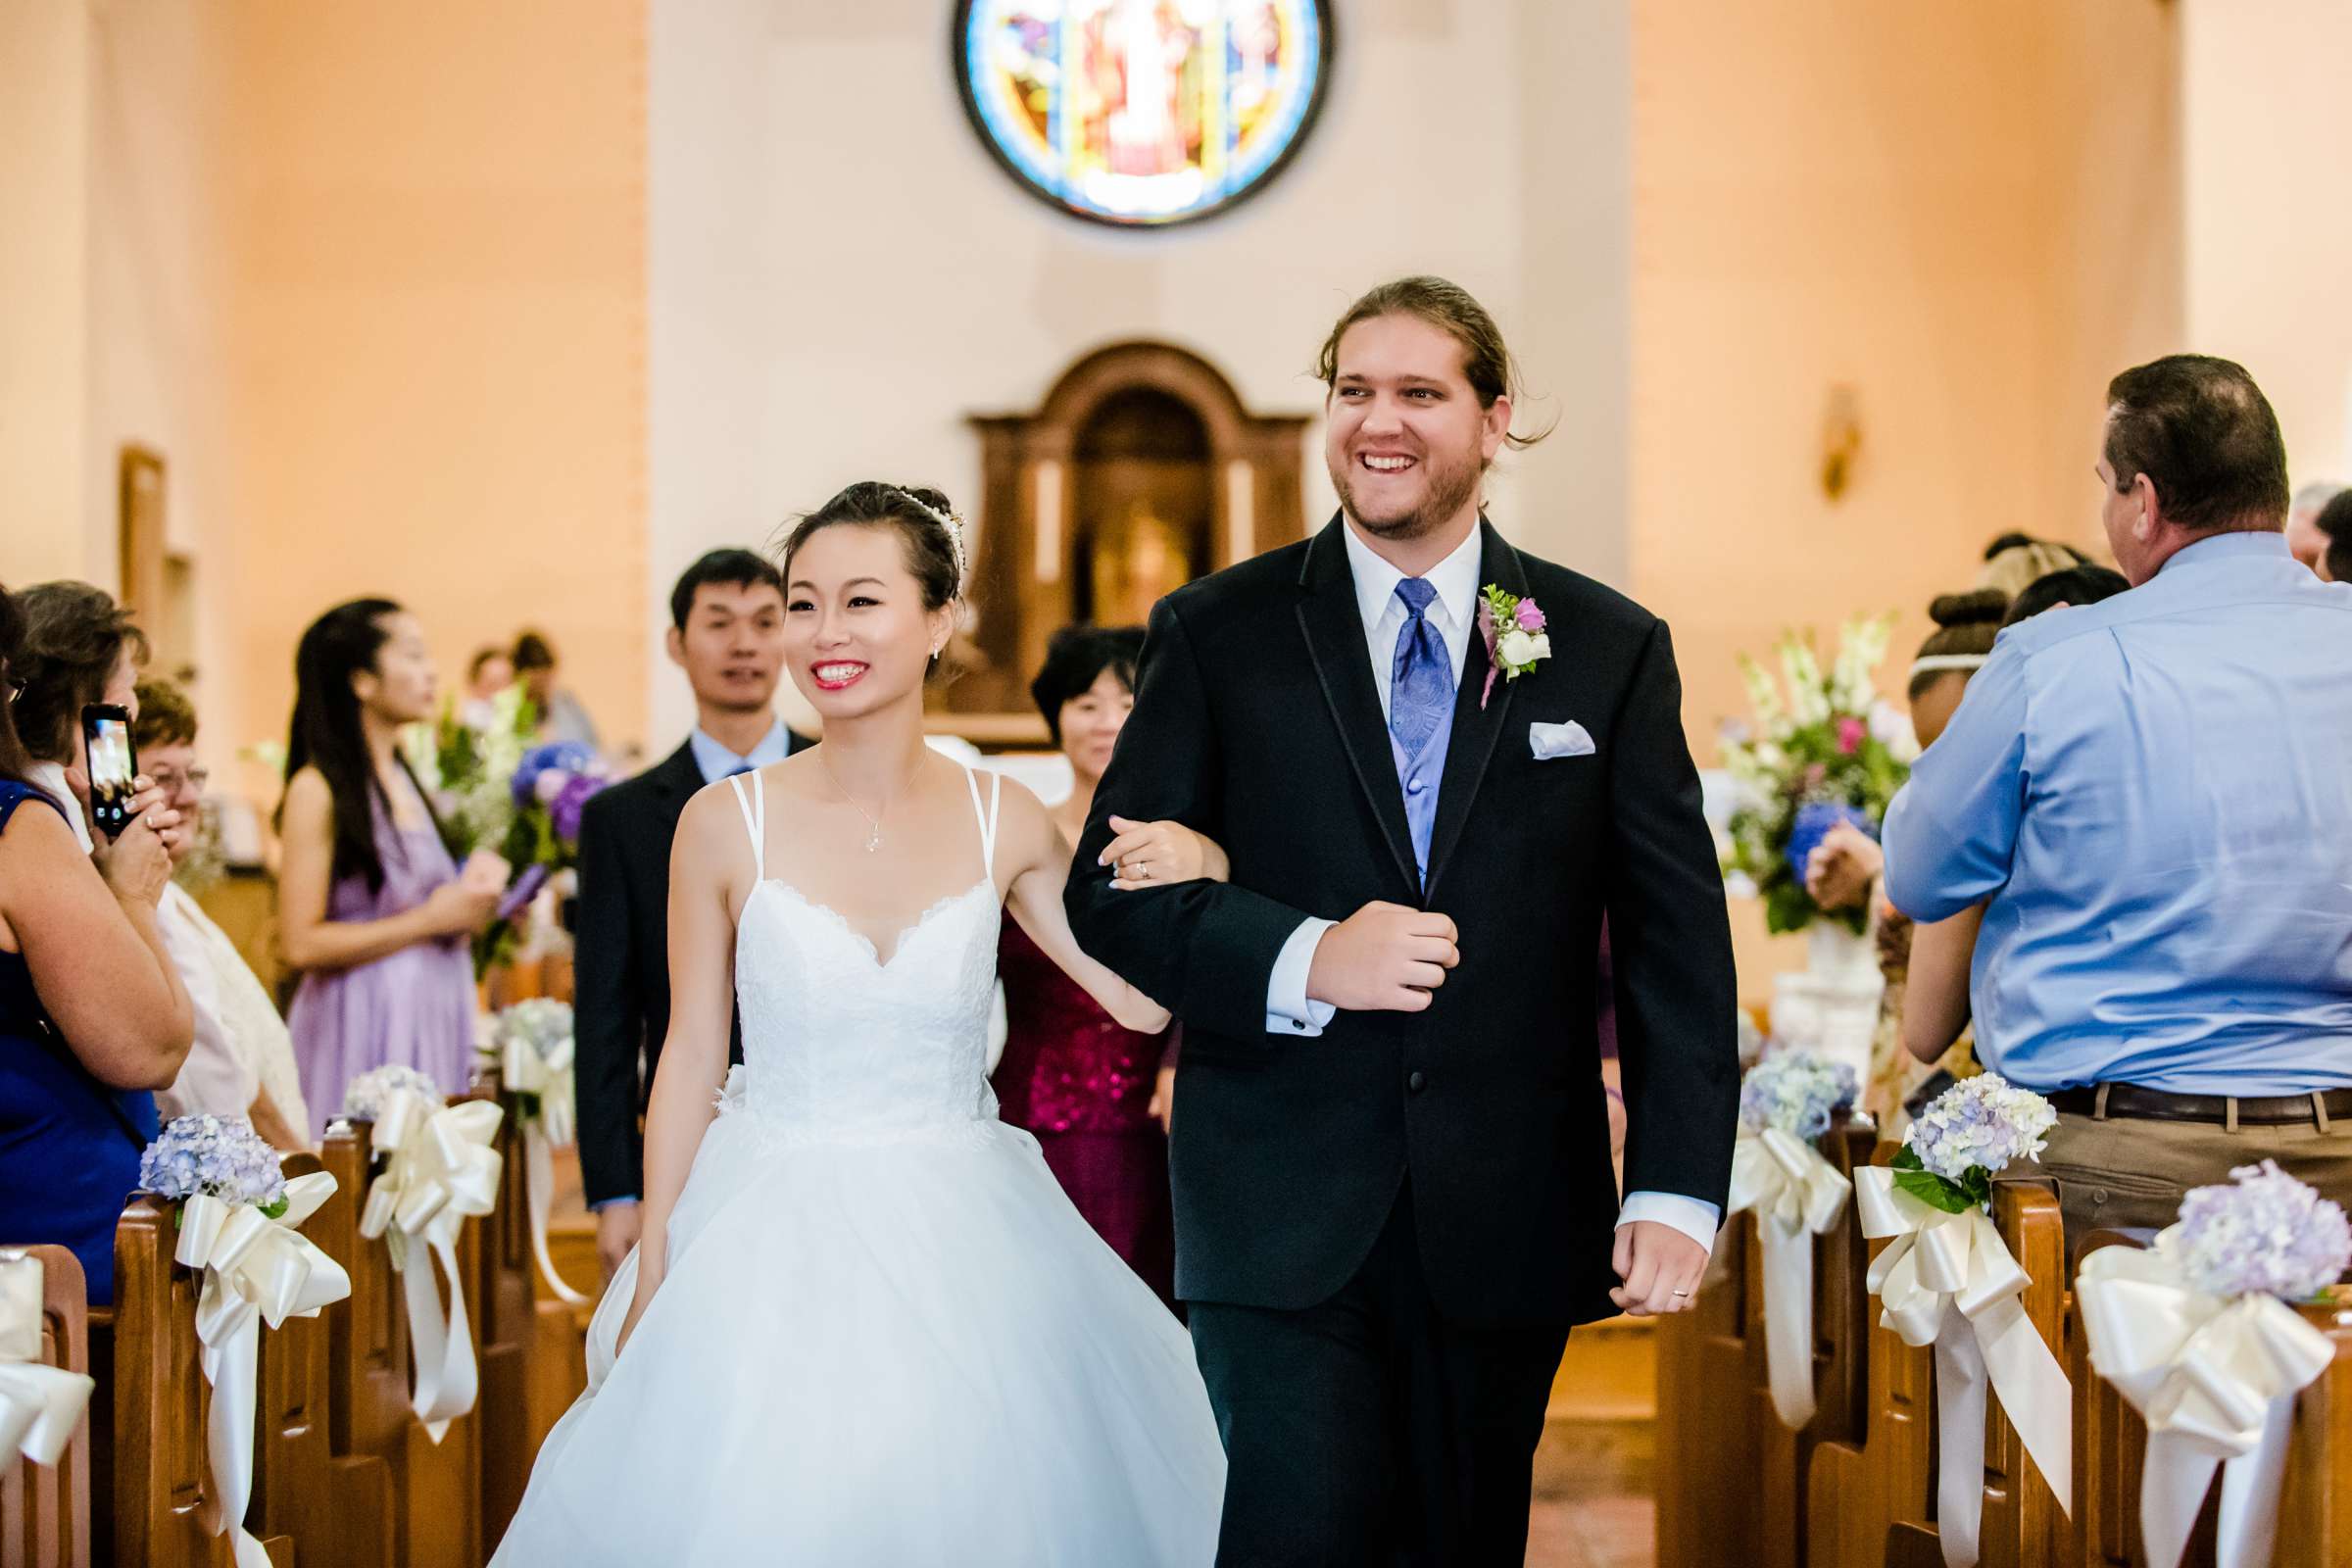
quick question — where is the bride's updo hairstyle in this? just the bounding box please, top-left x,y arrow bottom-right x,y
778,481 -> 966,613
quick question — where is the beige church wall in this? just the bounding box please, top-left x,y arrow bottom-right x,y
2183,0 -> 2352,492
82,0 -> 241,734
1627,0 -> 2184,1000
0,2 -> 95,587
6,2 -> 651,791
210,0 -> 652,787
646,0 -> 1633,747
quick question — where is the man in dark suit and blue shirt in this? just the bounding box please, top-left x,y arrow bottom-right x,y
1067,277 -> 1739,1565
574,549 -> 810,1278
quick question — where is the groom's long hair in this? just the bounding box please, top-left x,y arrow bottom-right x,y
1311,276 -> 1554,455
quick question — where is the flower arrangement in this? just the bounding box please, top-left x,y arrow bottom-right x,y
1718,615 -> 1915,934
473,742 -> 612,973
138,1114 -> 288,1218
2174,1160 -> 2352,1301
1891,1073 -> 2056,1214
342,1063 -> 443,1123
402,683 -> 535,862
1739,1051 -> 1859,1140
486,998 -> 573,1123
508,743 -> 607,851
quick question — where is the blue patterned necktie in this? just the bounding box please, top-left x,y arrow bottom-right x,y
1389,577 -> 1455,885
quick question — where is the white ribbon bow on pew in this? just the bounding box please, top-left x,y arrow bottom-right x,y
2077,1236 -> 2336,1568
174,1171 -> 351,1568
359,1092 -> 505,1442
1854,1167 -> 2073,1568
1726,1126 -> 1852,1428
501,1033 -> 586,1306
0,1251 -> 95,1469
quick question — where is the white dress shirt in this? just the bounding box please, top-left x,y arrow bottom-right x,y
689,719 -> 795,784
153,881 -> 313,1136
1258,521 -> 1721,1253
153,882 -> 261,1122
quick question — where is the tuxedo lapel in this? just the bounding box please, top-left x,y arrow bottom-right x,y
1422,520 -> 1527,902
1294,520 -> 1421,896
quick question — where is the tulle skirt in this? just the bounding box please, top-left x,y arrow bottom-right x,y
490,1099 -> 1225,1566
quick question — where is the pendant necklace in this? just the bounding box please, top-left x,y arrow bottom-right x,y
819,747 -> 925,854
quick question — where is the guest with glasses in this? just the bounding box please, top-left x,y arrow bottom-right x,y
135,678 -> 310,1148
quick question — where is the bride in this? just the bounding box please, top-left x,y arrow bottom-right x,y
491,483 -> 1226,1565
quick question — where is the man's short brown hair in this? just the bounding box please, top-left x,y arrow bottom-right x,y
1312,275 -> 1549,452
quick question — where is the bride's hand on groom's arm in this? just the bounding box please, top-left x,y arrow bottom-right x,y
1004,787 -> 1175,1034
1101,816 -> 1227,889
1607,1220 -> 1707,1317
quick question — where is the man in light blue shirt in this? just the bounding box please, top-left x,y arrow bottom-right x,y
1884,355 -> 2352,1236
575,550 -> 809,1276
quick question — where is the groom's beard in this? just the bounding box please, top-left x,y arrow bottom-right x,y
1331,441 -> 1484,543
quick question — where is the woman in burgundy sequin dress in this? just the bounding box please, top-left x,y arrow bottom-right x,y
995,627 -> 1184,1306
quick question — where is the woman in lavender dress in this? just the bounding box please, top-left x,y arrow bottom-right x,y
278,600 -> 503,1136
993,627 -> 1203,1306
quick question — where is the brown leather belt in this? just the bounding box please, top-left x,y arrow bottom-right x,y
2049,1084 -> 2352,1127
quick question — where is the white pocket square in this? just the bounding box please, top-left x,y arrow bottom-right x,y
1529,720 -> 1595,760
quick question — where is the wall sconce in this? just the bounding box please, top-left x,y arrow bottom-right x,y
1820,384 -> 1861,501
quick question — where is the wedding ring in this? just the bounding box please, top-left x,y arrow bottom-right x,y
1134,861 -> 1151,879
1671,1289 -> 1690,1298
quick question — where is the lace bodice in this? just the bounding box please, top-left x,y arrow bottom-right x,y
718,764 -> 1009,1147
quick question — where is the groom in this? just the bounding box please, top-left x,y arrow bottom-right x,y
1066,277 -> 1738,1564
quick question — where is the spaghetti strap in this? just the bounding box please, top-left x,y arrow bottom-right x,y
725,770 -> 766,881
957,762 -> 1002,881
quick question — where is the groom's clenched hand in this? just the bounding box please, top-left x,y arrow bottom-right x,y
1608,1221 -> 1708,1316
1305,903 -> 1460,1012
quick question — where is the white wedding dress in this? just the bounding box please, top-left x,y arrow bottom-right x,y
491,764 -> 1224,1565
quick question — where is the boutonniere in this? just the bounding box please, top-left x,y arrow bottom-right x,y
1474,584 -> 1551,709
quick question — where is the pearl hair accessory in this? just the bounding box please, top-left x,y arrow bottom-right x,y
897,489 -> 970,591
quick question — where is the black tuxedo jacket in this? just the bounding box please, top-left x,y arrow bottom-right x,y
1065,517 -> 1738,1326
572,731 -> 809,1206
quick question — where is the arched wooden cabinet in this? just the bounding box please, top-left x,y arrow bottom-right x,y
946,342 -> 1310,730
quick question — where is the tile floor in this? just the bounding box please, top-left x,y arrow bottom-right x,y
1527,1416 -> 1653,1568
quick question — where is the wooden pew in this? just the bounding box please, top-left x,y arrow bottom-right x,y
1655,1115 -> 1877,1568
1,1245 -> 93,1568
1752,1116 -> 1879,1568
1806,1152 -> 2070,1568
251,1153 -> 390,1568
317,1122 -> 483,1568
1654,1187 -> 1762,1565
90,1197 -> 293,1568
2072,1228 -> 2175,1568
2074,1232 -> 2352,1568
470,1088 -> 590,1550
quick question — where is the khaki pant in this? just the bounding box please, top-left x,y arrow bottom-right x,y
1999,1102 -> 2352,1248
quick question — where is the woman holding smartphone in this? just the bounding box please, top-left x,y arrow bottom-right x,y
279,599 -> 504,1137
0,582 -> 192,1302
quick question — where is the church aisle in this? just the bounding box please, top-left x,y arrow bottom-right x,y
1529,1413 -> 1653,1568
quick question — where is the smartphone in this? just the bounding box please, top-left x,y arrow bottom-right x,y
80,703 -> 138,840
